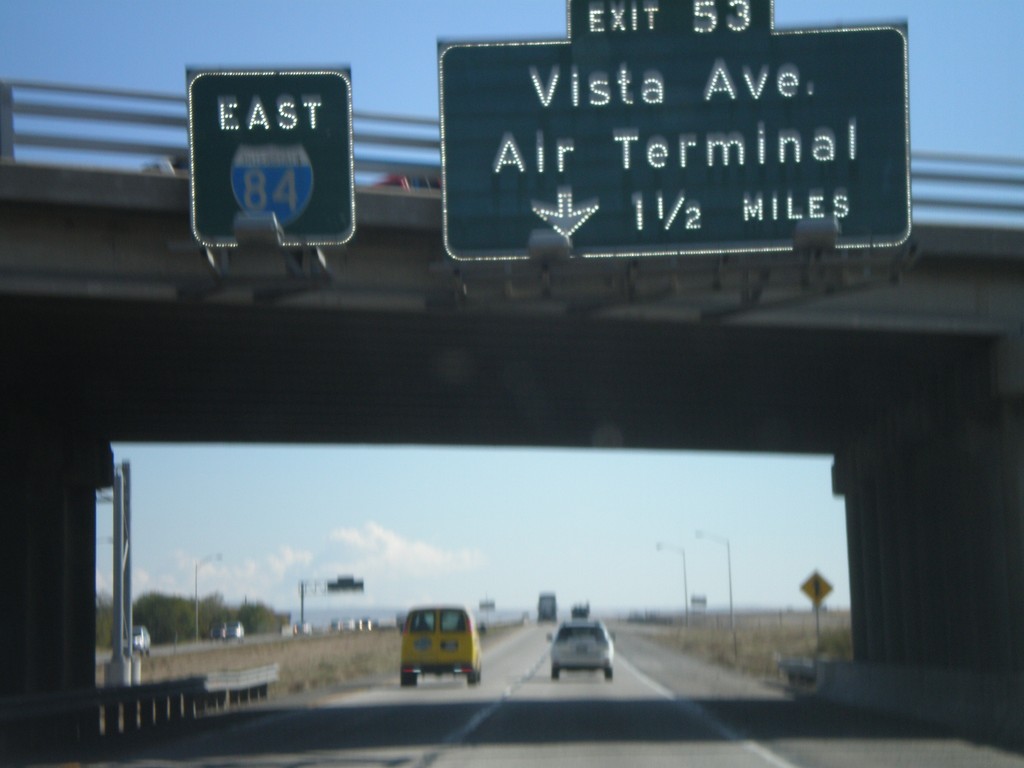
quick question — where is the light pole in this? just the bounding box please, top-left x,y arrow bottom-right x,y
194,553 -> 222,642
696,530 -> 736,660
656,542 -> 689,626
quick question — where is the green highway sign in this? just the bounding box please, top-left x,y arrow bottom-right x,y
188,69 -> 355,248
440,0 -> 910,261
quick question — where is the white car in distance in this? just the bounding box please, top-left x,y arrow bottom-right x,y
549,620 -> 614,681
132,625 -> 151,656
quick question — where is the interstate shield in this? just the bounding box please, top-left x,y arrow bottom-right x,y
230,144 -> 314,226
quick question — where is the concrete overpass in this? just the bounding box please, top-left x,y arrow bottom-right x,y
2,82 -> 1024,727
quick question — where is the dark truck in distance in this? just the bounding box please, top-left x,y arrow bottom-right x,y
571,602 -> 590,619
538,593 -> 557,622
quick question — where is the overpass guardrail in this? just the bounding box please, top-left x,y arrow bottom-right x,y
0,79 -> 441,184
2,79 -> 1023,226
0,663 -> 278,755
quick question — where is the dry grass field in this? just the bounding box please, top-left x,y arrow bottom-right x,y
98,630 -> 399,696
643,610 -> 853,679
97,626 -> 513,698
97,612 -> 851,697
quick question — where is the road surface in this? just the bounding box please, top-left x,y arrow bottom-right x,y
74,625 -> 1024,767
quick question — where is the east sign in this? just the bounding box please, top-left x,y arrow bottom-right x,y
188,69 -> 355,248
439,0 -> 910,261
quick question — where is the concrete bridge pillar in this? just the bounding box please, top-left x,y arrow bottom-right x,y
0,407 -> 111,695
835,340 -> 1024,673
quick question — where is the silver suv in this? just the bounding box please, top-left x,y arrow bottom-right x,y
549,620 -> 614,681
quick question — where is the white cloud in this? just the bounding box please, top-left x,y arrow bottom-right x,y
126,546 -> 313,607
211,548 -> 312,607
133,566 -> 153,593
267,545 -> 314,579
329,522 -> 485,578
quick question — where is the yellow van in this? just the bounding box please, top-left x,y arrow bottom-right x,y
400,605 -> 481,687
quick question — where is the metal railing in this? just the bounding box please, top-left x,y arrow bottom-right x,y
2,79 -> 1023,225
0,79 -> 441,183
0,664 -> 278,754
912,151 -> 1024,223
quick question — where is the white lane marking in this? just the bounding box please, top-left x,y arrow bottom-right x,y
413,646 -> 551,768
742,740 -> 808,768
442,698 -> 503,747
619,655 -> 803,768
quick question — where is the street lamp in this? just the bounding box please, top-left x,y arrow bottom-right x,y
696,530 -> 736,660
194,552 -> 222,642
656,542 -> 689,626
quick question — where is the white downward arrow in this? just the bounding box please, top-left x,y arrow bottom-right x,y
531,186 -> 600,238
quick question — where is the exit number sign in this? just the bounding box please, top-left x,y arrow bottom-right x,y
439,0 -> 910,261
188,69 -> 355,248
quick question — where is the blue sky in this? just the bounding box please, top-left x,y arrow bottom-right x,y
102,445 -> 846,618
4,1 -> 1022,620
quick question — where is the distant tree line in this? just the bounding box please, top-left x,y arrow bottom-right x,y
96,592 -> 289,648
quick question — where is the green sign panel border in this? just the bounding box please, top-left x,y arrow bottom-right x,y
439,0 -> 911,262
187,68 -> 356,249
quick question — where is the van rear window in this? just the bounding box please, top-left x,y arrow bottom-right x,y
409,611 -> 435,632
440,610 -> 468,632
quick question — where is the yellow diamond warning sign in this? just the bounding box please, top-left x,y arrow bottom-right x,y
801,571 -> 833,607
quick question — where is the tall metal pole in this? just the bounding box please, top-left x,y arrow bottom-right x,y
111,465 -> 124,661
725,537 -> 736,660
107,462 -> 134,686
697,531 -> 736,660
194,553 -> 221,641
656,543 -> 689,627
110,462 -> 132,662
685,555 -> 690,626
122,462 -> 132,659
194,560 -> 199,642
